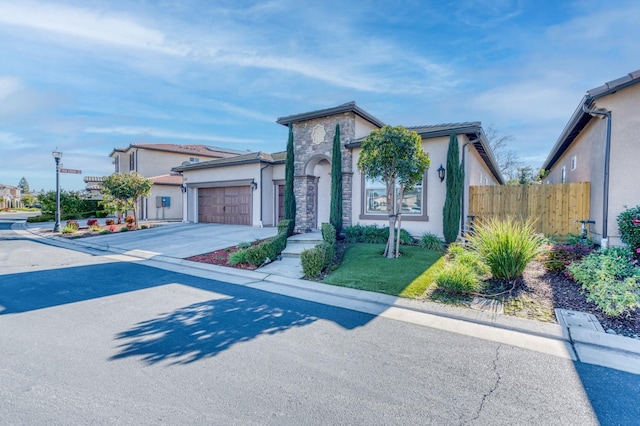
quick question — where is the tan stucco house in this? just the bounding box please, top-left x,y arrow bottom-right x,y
89,143 -> 246,221
0,184 -> 22,209
174,102 -> 503,238
541,69 -> 640,247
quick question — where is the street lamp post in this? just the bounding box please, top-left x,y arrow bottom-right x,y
52,150 -> 62,233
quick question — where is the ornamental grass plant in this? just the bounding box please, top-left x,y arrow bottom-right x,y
468,217 -> 544,280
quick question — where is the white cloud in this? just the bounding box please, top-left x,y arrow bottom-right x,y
0,1 -> 187,55
0,131 -> 22,147
84,126 -> 263,144
0,76 -> 22,101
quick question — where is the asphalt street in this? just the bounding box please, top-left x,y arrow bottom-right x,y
1,221 -> 639,425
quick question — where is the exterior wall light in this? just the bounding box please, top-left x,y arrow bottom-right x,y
437,164 -> 446,182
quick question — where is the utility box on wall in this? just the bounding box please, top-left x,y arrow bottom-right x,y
156,196 -> 171,208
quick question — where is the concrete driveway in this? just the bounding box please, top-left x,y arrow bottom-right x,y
26,221 -> 278,259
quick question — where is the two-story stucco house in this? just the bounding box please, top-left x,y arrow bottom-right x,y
541,69 -> 640,247
174,102 -> 503,239
97,143 -> 246,221
0,184 -> 22,209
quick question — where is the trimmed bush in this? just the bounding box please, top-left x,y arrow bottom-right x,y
567,248 -> 640,316
321,222 -> 336,245
301,242 -> 335,277
99,229 -> 111,235
124,215 -> 135,224
344,225 -> 413,245
105,219 -> 116,226
278,219 -> 294,237
242,232 -> 288,267
65,220 -> 79,231
26,214 -> 55,223
468,217 -> 544,280
617,205 -> 640,255
418,232 -> 444,251
86,219 -> 99,227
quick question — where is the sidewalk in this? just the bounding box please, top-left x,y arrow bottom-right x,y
14,220 -> 640,375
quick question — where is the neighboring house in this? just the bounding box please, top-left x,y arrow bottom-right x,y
0,184 -> 22,209
541,69 -> 640,247
174,102 -> 503,238
85,143 -> 247,221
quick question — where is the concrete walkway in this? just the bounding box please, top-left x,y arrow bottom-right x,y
12,219 -> 640,375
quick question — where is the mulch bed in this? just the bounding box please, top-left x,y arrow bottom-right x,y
493,260 -> 640,338
185,243 -> 260,271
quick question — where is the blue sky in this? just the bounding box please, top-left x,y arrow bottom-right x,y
1,0 -> 639,192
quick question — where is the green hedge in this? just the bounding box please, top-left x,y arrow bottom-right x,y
301,222 -> 337,277
344,224 -> 414,245
236,220 -> 291,267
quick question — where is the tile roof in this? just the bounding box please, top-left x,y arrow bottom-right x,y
110,143 -> 248,158
150,173 -> 183,185
172,151 -> 282,172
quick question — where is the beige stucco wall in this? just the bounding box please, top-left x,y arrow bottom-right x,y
354,116 -> 380,139
547,83 -> 640,245
143,185 -> 183,221
350,134 -> 498,238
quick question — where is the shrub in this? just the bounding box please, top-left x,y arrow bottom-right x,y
65,220 -> 79,231
468,217 -> 544,280
228,249 -> 250,266
108,225 -> 117,232
127,222 -> 136,230
243,233 -> 288,267
26,214 -> 55,223
99,229 -> 111,235
140,225 -> 148,229
321,222 -> 336,245
278,219 -> 294,237
544,243 -> 595,272
237,241 -> 252,250
447,243 -> 490,276
105,219 -> 116,226
62,225 -> 77,234
86,219 -> 99,227
617,205 -> 640,255
567,247 -> 640,316
435,263 -> 482,294
344,225 -> 413,245
124,215 -> 135,224
568,247 -> 640,316
120,227 -> 129,232
418,232 -> 444,251
301,242 -> 335,277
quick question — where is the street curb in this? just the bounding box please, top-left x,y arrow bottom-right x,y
13,221 -> 640,373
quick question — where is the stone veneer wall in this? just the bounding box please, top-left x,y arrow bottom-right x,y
291,112 -> 356,232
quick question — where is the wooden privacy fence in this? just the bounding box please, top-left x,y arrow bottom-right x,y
468,182 -> 590,236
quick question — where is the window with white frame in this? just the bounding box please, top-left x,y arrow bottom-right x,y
571,156 -> 577,171
561,166 -> 566,183
364,177 -> 423,215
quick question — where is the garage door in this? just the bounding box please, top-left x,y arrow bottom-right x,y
198,186 -> 252,225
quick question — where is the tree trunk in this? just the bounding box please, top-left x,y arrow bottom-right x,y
395,184 -> 404,258
385,179 -> 395,258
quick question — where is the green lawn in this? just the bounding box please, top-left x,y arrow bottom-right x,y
322,243 -> 444,298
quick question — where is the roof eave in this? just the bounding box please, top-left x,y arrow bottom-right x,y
276,102 -> 385,128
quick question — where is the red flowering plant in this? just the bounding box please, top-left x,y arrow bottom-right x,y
617,205 -> 640,258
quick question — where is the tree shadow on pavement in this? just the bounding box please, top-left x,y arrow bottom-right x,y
110,296 -> 319,365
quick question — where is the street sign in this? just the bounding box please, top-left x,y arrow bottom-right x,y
60,168 -> 82,174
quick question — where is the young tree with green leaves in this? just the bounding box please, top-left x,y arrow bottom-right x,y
358,125 -> 430,258
330,124 -> 343,236
443,133 -> 464,243
283,123 -> 296,235
100,172 -> 152,229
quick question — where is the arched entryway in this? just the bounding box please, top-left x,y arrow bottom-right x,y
305,154 -> 331,229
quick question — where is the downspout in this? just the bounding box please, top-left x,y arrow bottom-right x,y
259,161 -> 270,227
460,140 -> 473,237
582,103 -> 612,247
